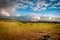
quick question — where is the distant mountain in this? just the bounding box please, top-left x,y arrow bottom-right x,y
10,14 -> 60,22
0,14 -> 60,22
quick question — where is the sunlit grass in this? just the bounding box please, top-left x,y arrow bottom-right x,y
0,21 -> 60,40
0,21 -> 60,31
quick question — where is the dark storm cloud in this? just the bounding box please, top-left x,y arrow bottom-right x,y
0,0 -> 13,8
0,0 -> 17,16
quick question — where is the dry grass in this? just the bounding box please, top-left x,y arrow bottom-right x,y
0,20 -> 60,40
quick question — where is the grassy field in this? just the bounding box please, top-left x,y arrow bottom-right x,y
0,20 -> 60,40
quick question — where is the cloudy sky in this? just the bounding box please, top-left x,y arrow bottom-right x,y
0,0 -> 60,21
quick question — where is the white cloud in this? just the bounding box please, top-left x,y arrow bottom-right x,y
49,17 -> 52,20
0,9 -> 10,16
56,2 -> 60,5
36,1 -> 46,6
14,0 -> 48,11
50,0 -> 55,2
24,1 -> 35,6
7,0 -> 52,11
52,7 -> 57,8
9,13 -> 21,17
16,14 -> 20,17
0,0 -> 60,17
15,0 -> 24,3
31,0 -> 50,11
40,7 -> 46,11
17,13 -> 60,22
0,0 -> 18,16
49,6 -> 57,8
26,13 -> 41,21
33,7 -> 39,11
51,2 -> 60,8
34,16 -> 41,20
33,7 -> 47,11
